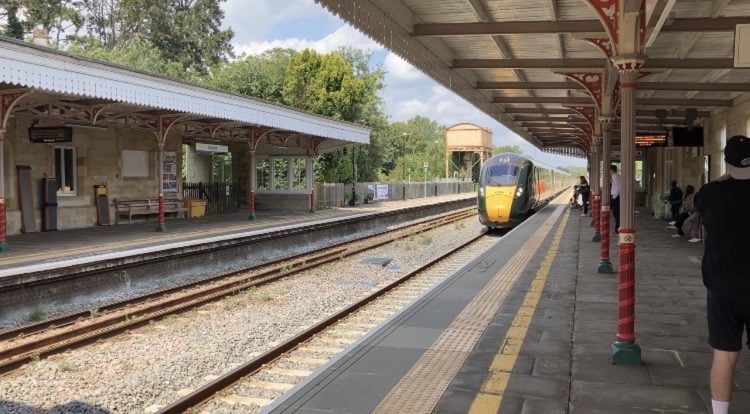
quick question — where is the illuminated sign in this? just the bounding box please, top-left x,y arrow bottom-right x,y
635,133 -> 667,147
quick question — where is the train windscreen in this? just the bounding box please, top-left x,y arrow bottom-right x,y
485,164 -> 520,186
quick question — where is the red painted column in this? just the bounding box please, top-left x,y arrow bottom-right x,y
248,148 -> 257,220
0,130 -> 7,251
599,120 -> 613,273
612,60 -> 642,365
309,188 -> 315,213
156,143 -> 167,232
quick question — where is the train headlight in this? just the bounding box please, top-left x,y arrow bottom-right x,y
479,186 -> 484,197
516,187 -> 523,197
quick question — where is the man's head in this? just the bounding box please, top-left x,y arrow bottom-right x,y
610,165 -> 617,173
671,180 -> 677,188
725,135 -> 750,180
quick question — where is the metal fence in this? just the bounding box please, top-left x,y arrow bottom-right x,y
183,182 -> 242,215
314,181 -> 476,209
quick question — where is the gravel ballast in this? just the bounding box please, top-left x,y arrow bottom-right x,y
0,216 -> 487,413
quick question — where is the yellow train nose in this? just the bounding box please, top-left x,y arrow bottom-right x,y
484,186 -> 515,223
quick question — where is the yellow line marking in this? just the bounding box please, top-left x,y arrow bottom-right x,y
372,204 -> 567,414
468,210 -> 569,414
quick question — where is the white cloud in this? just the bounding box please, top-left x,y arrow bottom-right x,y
234,25 -> 381,56
222,0 -> 321,42
384,53 -> 421,81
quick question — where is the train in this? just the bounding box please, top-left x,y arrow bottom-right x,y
477,153 -> 571,229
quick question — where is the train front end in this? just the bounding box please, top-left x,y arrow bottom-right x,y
477,154 -> 529,229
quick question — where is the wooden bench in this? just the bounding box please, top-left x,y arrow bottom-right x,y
115,197 -> 187,225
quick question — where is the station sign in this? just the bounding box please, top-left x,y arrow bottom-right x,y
635,133 -> 667,148
196,142 -> 229,154
28,127 -> 73,143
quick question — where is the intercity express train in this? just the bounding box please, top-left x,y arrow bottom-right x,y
478,153 -> 571,229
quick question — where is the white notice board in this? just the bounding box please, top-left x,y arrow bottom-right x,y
122,150 -> 150,177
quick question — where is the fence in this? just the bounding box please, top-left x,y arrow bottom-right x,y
183,182 -> 242,215
314,181 -> 476,209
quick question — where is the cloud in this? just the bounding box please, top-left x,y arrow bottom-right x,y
384,53 -> 422,81
221,0 -> 321,41
234,25 -> 381,56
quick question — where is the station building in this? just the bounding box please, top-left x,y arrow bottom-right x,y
0,37 -> 370,241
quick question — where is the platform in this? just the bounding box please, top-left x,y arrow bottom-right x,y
266,195 -> 750,414
0,193 -> 474,275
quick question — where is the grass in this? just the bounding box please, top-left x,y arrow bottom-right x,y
418,235 -> 433,246
56,358 -> 71,372
454,221 -> 466,230
89,307 -> 101,319
30,352 -> 40,363
27,305 -> 45,322
259,290 -> 273,302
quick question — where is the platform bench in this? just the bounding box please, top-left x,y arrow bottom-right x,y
115,197 -> 187,225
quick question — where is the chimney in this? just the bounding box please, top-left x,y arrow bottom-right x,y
32,25 -> 49,47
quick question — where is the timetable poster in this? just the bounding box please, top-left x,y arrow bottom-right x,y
162,151 -> 178,192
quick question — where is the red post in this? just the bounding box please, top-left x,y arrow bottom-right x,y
617,228 -> 636,342
309,188 -> 315,213
155,143 -> 167,232
599,205 -> 613,272
248,190 -> 256,220
592,193 -> 600,230
0,131 -> 7,251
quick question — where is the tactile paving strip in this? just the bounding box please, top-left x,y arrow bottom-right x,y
373,205 -> 565,414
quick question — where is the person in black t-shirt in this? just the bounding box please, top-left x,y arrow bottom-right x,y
578,176 -> 590,216
694,135 -> 750,414
668,181 -> 683,224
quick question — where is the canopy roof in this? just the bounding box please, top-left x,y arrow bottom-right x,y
314,0 -> 750,155
0,36 -> 370,148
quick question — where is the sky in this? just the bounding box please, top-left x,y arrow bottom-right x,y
220,0 -> 585,168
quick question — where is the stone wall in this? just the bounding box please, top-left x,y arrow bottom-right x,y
4,117 -> 183,234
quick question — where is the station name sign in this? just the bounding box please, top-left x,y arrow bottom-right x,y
28,127 -> 73,143
195,142 -> 229,154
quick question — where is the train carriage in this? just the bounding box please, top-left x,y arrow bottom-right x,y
478,153 -> 571,228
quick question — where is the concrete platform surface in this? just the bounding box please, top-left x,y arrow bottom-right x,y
0,193 -> 474,273
264,197 -> 750,414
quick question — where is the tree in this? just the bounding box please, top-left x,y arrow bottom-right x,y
493,144 -> 524,155
0,1 -> 24,39
208,48 -> 295,102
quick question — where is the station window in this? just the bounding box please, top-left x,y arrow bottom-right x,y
292,158 -> 307,190
273,158 -> 289,190
256,159 -> 270,189
54,147 -> 77,195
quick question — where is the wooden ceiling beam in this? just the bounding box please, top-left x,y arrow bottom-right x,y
478,81 -> 750,92
414,17 -> 749,36
455,58 -> 734,69
495,97 -> 730,106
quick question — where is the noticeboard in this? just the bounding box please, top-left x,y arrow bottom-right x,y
29,127 -> 73,143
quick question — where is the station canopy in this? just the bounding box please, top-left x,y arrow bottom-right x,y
0,37 -> 370,151
314,0 -> 750,157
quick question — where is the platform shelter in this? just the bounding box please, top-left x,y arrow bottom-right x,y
0,37 -> 370,250
313,0 -> 750,368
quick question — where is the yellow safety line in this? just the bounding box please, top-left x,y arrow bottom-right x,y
468,210 -> 570,414
372,205 -> 567,414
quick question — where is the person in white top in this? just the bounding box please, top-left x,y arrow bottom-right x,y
610,165 -> 621,233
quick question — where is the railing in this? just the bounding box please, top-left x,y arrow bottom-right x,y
183,182 -> 242,215
314,181 -> 476,209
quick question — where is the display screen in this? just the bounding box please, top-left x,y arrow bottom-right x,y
635,133 -> 667,147
673,127 -> 704,147
29,127 -> 73,143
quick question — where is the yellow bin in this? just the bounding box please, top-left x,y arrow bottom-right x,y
185,198 -> 207,218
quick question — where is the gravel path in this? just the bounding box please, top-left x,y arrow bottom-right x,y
0,216 -> 487,414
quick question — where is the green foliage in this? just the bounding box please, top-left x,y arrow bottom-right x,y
208,49 -> 295,101
493,145 -> 524,155
27,305 -> 45,322
380,116 -> 446,181
1,1 -> 25,39
558,166 -> 587,178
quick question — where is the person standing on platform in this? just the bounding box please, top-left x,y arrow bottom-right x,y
610,165 -> 621,233
578,176 -> 590,216
668,181 -> 684,225
694,135 -> 750,414
673,185 -> 695,237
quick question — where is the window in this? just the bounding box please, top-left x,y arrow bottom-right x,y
55,147 -> 77,195
292,158 -> 307,190
256,159 -> 270,189
273,158 -> 289,190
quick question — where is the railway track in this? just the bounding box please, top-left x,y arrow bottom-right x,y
157,229 -> 495,414
0,208 -> 476,375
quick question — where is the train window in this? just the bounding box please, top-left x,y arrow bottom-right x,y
485,164 -> 520,186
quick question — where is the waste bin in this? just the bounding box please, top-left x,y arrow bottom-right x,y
185,198 -> 207,218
